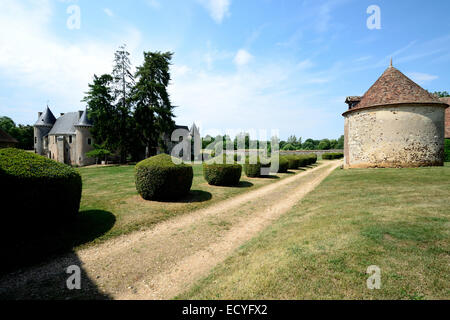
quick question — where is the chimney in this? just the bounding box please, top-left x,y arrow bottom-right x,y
78,110 -> 84,119
38,112 -> 42,119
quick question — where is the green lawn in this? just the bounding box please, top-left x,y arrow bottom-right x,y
77,164 -> 302,244
179,163 -> 450,300
1,162 -> 307,274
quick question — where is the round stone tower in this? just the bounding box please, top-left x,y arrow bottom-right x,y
74,109 -> 94,166
343,63 -> 448,168
34,107 -> 56,155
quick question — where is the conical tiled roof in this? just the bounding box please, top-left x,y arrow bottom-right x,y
75,109 -> 93,127
345,66 -> 445,114
35,106 -> 56,126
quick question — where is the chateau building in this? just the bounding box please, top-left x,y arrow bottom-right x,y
34,107 -> 95,166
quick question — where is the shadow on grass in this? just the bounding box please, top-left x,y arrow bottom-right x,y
161,190 -> 213,203
0,210 -> 116,299
0,210 -> 116,275
235,181 -> 254,188
260,175 -> 280,179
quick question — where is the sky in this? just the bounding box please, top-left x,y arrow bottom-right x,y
0,0 -> 449,141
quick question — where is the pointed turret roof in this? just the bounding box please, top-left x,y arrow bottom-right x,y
35,106 -> 56,126
344,65 -> 446,114
75,109 -> 93,127
190,123 -> 199,136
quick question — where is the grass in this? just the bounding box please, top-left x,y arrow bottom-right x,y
178,163 -> 450,300
1,162 -> 307,274
77,164 -> 301,245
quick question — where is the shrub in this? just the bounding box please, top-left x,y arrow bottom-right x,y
203,156 -> 242,186
285,155 -> 300,169
322,152 -> 344,160
0,148 -> 82,225
296,155 -> 310,167
135,153 -> 193,200
244,162 -> 261,177
298,153 -> 317,166
243,156 -> 263,177
445,139 -> 450,162
273,156 -> 289,173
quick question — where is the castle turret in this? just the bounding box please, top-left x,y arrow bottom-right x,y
74,109 -> 94,166
34,106 -> 56,155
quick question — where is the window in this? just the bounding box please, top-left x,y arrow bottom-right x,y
69,136 -> 72,144
34,137 -> 37,144
55,136 -> 57,143
88,138 -> 91,145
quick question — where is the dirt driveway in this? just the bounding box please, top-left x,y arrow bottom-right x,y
0,160 -> 341,300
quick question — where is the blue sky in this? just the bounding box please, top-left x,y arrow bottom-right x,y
0,0 -> 449,140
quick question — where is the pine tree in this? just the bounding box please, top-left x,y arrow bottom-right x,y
112,44 -> 135,163
132,51 -> 175,157
82,74 -> 117,151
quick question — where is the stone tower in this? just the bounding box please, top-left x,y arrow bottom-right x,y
74,109 -> 94,166
343,64 -> 449,168
34,106 -> 56,155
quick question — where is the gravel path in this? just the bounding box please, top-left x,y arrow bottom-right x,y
0,161 -> 341,300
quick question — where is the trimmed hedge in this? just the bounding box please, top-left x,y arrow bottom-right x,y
0,148 -> 82,224
203,156 -> 242,186
135,153 -> 193,200
244,163 -> 261,177
285,155 -> 300,169
277,156 -> 289,173
322,152 -> 344,160
445,139 -> 450,162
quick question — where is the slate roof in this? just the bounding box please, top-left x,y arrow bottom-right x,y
190,123 -> 200,136
344,66 -> 446,115
34,107 -> 56,126
0,128 -> 18,144
48,112 -> 80,135
75,109 -> 93,127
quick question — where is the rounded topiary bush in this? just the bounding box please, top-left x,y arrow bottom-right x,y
135,153 -> 193,200
276,156 -> 289,173
285,155 -> 300,169
203,156 -> 242,186
244,157 -> 261,178
322,152 -> 344,160
0,148 -> 82,224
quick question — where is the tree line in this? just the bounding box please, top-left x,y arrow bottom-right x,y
83,45 -> 176,163
199,133 -> 344,152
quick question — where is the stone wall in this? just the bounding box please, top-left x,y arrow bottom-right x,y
344,104 -> 446,168
223,149 -> 343,157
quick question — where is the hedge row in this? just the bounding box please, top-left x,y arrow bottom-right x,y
284,154 -> 317,169
322,152 -> 344,160
203,155 -> 242,186
135,154 -> 193,200
135,152 -> 319,199
445,138 -> 450,162
0,148 -> 82,224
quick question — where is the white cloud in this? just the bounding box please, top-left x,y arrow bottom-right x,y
146,0 -> 160,9
233,49 -> 253,66
197,0 -> 231,24
103,8 -> 114,17
169,54 -> 342,139
407,72 -> 438,84
0,0 -> 142,123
